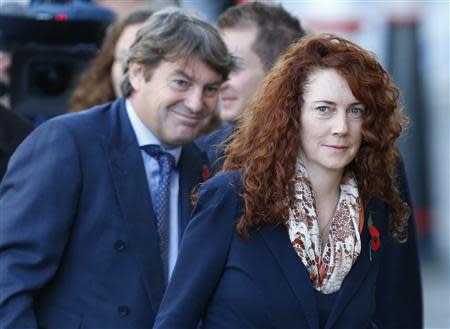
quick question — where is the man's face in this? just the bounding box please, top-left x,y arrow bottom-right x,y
128,57 -> 223,148
219,26 -> 266,122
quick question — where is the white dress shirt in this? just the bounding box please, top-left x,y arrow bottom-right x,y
126,100 -> 182,280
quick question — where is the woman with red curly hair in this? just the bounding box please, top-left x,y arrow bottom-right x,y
154,34 -> 422,329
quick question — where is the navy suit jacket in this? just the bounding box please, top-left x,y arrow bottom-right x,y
0,98 -> 208,328
195,122 -> 234,175
154,166 -> 422,329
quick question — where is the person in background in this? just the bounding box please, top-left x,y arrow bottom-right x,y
153,34 -> 422,329
196,2 -> 306,173
0,51 -> 11,109
0,8 -> 234,328
69,6 -> 157,112
96,0 -> 178,19
0,104 -> 34,181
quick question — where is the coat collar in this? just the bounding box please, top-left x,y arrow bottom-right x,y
106,98 -> 165,313
177,142 -> 208,239
324,198 -> 385,328
105,98 -> 209,312
259,224 -> 320,329
259,198 -> 386,329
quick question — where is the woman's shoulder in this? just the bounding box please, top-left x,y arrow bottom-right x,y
200,170 -> 244,195
195,170 -> 244,217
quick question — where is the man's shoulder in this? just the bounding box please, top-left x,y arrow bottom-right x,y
200,170 -> 243,194
195,123 -> 235,152
54,99 -> 121,128
32,99 -> 125,143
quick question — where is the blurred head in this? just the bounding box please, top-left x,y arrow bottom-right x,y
96,0 -> 179,18
217,2 -> 305,122
69,7 -> 155,112
124,8 -> 235,148
111,22 -> 145,96
0,51 -> 11,109
224,34 -> 409,240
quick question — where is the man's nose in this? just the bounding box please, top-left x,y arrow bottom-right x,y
184,88 -> 203,113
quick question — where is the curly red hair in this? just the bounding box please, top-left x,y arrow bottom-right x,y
223,34 -> 410,242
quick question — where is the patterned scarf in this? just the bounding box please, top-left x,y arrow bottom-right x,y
286,160 -> 362,294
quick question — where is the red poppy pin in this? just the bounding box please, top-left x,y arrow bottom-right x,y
202,165 -> 210,182
368,213 -> 380,261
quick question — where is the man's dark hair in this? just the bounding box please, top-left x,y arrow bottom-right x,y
218,2 -> 306,72
121,7 -> 236,97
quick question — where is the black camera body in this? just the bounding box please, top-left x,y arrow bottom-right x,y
0,0 -> 115,121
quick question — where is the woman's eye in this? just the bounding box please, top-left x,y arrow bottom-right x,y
316,106 -> 330,113
349,107 -> 365,117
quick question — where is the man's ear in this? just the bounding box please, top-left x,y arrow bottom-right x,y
128,62 -> 145,91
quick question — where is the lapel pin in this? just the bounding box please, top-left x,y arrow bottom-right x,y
368,213 -> 380,261
202,165 -> 210,182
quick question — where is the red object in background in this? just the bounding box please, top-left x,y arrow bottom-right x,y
303,19 -> 360,34
54,14 -> 68,22
414,208 -> 431,235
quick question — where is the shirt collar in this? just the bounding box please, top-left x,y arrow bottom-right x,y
125,99 -> 182,165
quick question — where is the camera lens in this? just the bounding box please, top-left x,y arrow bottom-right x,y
29,61 -> 72,96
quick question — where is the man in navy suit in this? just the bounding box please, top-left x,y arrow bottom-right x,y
196,2 -> 306,173
0,8 -> 234,328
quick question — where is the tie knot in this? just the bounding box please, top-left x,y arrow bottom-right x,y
142,145 -> 176,170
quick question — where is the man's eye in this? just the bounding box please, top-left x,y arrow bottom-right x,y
174,79 -> 188,87
204,85 -> 219,96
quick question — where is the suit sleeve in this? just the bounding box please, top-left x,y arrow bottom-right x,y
153,175 -> 240,329
374,157 -> 423,329
0,120 -> 81,328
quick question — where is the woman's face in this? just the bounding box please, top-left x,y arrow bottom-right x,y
299,68 -> 364,176
111,23 -> 144,97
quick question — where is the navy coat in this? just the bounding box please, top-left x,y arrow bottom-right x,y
195,122 -> 234,175
0,98 -> 208,328
154,166 -> 422,329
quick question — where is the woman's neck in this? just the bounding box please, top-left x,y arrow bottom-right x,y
301,159 -> 344,242
303,163 -> 342,199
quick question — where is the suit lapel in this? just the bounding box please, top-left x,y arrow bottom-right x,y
260,225 -> 320,329
106,99 -> 165,314
324,199 -> 385,329
177,143 -> 207,240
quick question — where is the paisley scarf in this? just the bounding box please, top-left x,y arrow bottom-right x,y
286,160 -> 362,294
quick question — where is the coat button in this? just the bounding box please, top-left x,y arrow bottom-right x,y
114,240 -> 126,251
117,305 -> 129,317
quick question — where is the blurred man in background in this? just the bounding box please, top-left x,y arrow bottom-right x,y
197,1 -> 306,173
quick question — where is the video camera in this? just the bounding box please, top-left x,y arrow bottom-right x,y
0,0 -> 115,122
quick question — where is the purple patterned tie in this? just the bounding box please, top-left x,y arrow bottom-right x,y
141,145 -> 175,283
